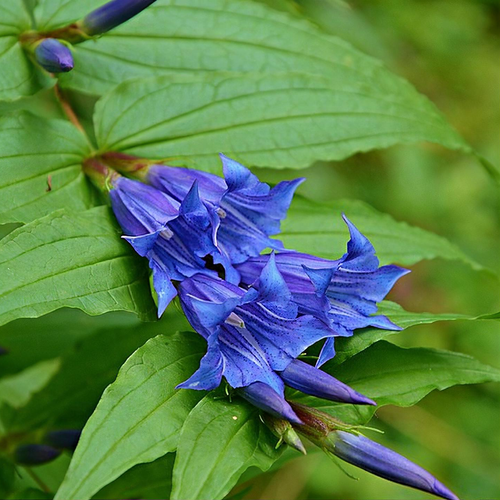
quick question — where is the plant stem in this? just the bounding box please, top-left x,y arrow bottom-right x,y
25,467 -> 51,493
54,83 -> 94,149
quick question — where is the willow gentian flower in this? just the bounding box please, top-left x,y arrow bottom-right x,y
237,215 -> 409,366
34,39 -> 74,73
80,0 -> 157,36
291,403 -> 459,500
110,175 -> 238,315
148,154 -> 304,264
178,255 -> 375,422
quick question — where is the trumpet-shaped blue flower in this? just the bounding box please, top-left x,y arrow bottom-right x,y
329,431 -> 459,500
148,154 -> 304,264
110,175 -> 238,316
178,255 -> 376,422
237,215 -> 409,366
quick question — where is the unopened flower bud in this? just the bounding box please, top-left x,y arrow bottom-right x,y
0,346 -> 8,355
239,382 -> 302,425
45,429 -> 81,451
262,414 -> 306,455
289,403 -> 459,500
327,431 -> 459,500
34,39 -> 74,73
280,359 -> 376,406
14,444 -> 61,466
81,0 -> 157,36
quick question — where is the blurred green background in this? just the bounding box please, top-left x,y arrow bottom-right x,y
1,0 -> 499,499
244,0 -> 500,498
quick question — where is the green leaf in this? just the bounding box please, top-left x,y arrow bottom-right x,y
0,1 -> 31,36
0,2 -> 52,102
333,301 -> 470,365
171,395 -> 281,500
0,38 -> 51,102
0,206 -> 156,326
93,71 -> 468,173
93,454 -> 174,500
0,358 -> 60,409
54,333 -> 205,500
35,0 -> 111,30
281,196 -> 483,269
0,113 -> 94,225
294,341 -> 500,424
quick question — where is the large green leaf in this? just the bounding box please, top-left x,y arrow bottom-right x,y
93,71 -> 468,173
0,113 -> 94,224
54,333 -> 205,500
0,1 -> 31,36
0,207 -> 155,326
281,196 -> 483,269
0,2 -> 52,101
35,0 -> 108,30
294,341 -> 500,425
171,395 -> 281,500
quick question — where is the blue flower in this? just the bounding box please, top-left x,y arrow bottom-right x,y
236,215 -> 409,366
34,39 -> 74,73
148,154 -> 304,264
81,0 -> 157,36
178,255 -> 376,422
328,431 -> 459,500
292,403 -> 459,500
110,175 -> 238,316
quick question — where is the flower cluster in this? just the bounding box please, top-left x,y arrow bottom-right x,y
110,154 -> 406,417
107,154 -> 457,500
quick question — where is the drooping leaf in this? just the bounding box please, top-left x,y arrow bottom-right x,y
0,113 -> 94,225
0,207 -> 156,326
171,395 -> 281,500
293,341 -> 500,424
0,358 -> 60,409
93,72 -> 468,173
281,196 -> 483,269
54,333 -> 205,500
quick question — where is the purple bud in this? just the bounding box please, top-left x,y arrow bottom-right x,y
262,414 -> 307,455
81,0 -> 157,36
34,39 -> 74,73
14,444 -> 61,466
0,346 -> 8,355
239,382 -> 303,425
45,429 -> 81,451
280,359 -> 376,406
328,431 -> 460,500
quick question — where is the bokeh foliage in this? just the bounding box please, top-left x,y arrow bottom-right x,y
1,0 -> 499,499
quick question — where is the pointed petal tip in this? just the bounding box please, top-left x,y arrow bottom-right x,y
433,481 -> 460,500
